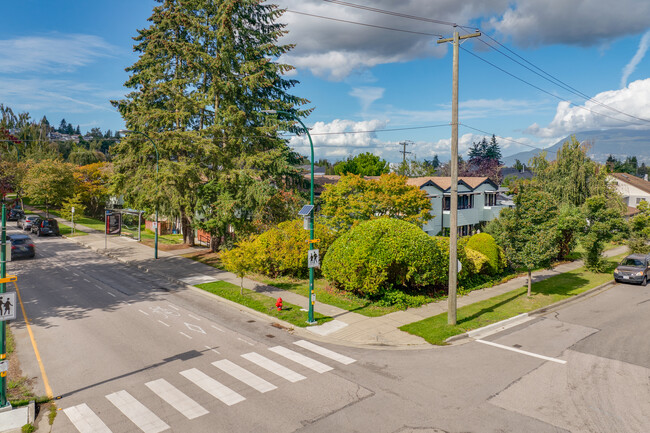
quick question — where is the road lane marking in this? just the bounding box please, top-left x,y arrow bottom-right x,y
167,303 -> 180,310
238,337 -> 254,346
205,345 -> 220,355
213,359 -> 277,393
180,368 -> 245,406
106,292 -> 116,297
188,314 -> 201,321
293,340 -> 356,365
158,320 -> 170,327
83,278 -> 90,283
476,339 -> 567,365
138,309 -> 149,316
94,284 -> 103,290
106,390 -> 169,433
269,346 -> 333,373
145,378 -> 208,420
241,352 -> 306,382
211,325 -> 225,333
64,403 -> 113,433
72,272 -> 79,276
179,332 -> 192,339
13,281 -> 53,398
184,323 -> 205,334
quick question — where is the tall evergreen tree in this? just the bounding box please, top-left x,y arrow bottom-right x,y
111,0 -> 309,248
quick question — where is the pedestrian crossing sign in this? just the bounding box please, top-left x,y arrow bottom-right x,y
307,249 -> 320,268
0,292 -> 16,321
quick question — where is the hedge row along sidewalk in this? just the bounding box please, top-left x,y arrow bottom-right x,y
400,254 -> 624,345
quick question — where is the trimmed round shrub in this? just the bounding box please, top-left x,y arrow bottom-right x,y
249,218 -> 336,278
322,218 -> 447,297
466,232 -> 505,274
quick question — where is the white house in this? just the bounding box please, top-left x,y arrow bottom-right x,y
311,175 -> 508,237
609,172 -> 650,209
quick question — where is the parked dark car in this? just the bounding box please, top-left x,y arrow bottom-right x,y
30,218 -> 60,237
18,215 -> 40,231
614,254 -> 649,286
7,234 -> 35,259
7,208 -> 24,221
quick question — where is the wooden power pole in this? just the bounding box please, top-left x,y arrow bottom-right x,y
437,28 -> 480,325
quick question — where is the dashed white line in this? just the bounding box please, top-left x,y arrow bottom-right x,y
94,284 -> 103,290
188,314 -> 201,321
138,309 -> 149,316
205,345 -> 221,355
158,320 -> 170,327
72,272 -> 80,277
238,338 -> 254,346
106,292 -> 116,298
180,332 -> 192,339
476,339 -> 567,365
83,278 -> 90,283
211,325 -> 225,333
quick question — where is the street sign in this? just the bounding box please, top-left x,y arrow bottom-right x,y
0,293 -> 16,321
71,207 -> 75,213
307,249 -> 320,268
306,239 -> 320,244
0,360 -> 7,373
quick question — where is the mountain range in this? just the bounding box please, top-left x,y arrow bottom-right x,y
502,128 -> 650,167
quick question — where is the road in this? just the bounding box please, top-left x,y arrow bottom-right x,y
8,231 -> 650,432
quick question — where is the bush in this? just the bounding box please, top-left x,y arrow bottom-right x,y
466,232 -> 506,274
232,218 -> 336,279
322,218 -> 447,297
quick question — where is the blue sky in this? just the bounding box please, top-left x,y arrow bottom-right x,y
1,0 -> 649,164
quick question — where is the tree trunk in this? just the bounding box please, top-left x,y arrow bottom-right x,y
240,277 -> 244,296
181,212 -> 194,246
209,234 -> 220,253
527,269 -> 532,297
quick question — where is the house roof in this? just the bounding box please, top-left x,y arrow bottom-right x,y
405,176 -> 495,191
626,206 -> 641,217
610,172 -> 650,195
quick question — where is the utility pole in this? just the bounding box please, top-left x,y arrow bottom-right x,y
399,140 -> 412,164
437,28 -> 480,325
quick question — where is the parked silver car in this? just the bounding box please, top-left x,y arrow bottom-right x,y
17,215 -> 40,231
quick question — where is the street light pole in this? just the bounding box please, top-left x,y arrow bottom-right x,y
118,130 -> 159,259
262,110 -> 317,324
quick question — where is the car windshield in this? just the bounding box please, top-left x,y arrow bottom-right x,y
27,216 -> 38,221
12,238 -> 30,245
620,258 -> 645,267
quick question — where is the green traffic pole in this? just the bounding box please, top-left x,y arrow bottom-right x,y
1,203 -> 7,407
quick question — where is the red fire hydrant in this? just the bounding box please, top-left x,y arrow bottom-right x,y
275,297 -> 283,311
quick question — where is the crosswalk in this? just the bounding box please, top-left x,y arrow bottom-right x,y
63,340 -> 356,433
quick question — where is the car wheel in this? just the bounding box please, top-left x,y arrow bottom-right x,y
642,276 -> 647,287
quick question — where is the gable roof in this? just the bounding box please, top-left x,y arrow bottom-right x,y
405,176 -> 496,191
610,172 -> 650,195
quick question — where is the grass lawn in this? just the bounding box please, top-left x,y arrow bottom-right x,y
400,254 -> 624,345
59,225 -> 88,237
196,280 -> 332,327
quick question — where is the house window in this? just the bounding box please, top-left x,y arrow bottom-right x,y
485,192 -> 497,207
443,194 -> 474,210
637,198 -> 646,205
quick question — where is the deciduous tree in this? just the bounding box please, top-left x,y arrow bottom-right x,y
22,159 -> 75,217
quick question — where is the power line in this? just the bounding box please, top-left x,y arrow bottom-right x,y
461,28 -> 650,124
286,10 -> 442,37
460,123 -> 560,156
458,45 -> 646,129
321,0 -> 457,27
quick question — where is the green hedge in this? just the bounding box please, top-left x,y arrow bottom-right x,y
322,218 -> 447,297
465,232 -> 506,274
223,218 -> 336,279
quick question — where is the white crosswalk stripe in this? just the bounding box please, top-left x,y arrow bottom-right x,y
269,346 -> 333,373
293,340 -> 357,365
213,359 -> 277,393
241,352 -> 306,382
180,368 -> 246,406
106,390 -> 170,433
63,403 -> 113,433
145,378 -> 209,420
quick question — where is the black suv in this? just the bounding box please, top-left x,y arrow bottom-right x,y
7,208 -> 24,221
614,254 -> 649,286
30,218 -> 60,237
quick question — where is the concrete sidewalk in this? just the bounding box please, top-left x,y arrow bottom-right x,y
24,207 -> 625,349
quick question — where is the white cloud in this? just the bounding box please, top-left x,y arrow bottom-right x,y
0,34 -> 118,74
349,87 -> 384,112
524,78 -> 650,137
0,77 -> 121,114
621,31 -> 650,88
274,1 -> 650,79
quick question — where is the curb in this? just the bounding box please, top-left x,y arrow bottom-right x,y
445,279 -> 617,344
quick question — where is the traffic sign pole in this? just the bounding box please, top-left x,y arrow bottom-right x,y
1,203 -> 7,407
